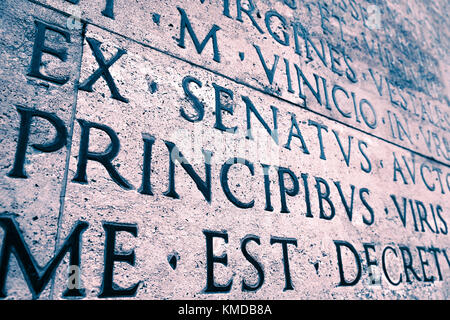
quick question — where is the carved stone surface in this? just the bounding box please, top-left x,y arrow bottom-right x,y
0,0 -> 448,299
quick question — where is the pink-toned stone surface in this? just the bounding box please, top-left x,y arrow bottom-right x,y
0,0 -> 449,299
0,0 -> 83,299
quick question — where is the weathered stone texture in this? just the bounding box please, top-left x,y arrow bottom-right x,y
0,0 -> 448,299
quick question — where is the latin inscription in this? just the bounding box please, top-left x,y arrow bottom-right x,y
0,0 -> 448,299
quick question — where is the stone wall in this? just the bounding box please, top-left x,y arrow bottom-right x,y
0,0 -> 448,299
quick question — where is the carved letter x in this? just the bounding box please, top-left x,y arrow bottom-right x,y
79,37 -> 128,103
